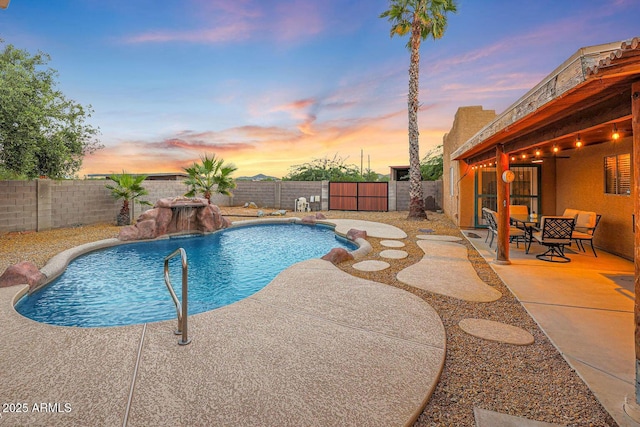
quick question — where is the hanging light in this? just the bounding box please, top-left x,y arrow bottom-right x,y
510,156 -> 516,161
552,145 -> 559,154
535,149 -> 541,157
521,153 -> 527,159
575,135 -> 583,148
612,123 -> 620,141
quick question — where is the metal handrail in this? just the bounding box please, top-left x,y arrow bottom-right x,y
163,248 -> 191,345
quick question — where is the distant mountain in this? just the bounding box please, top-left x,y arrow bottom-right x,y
236,173 -> 280,181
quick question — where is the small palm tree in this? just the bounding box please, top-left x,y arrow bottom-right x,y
106,171 -> 151,225
183,154 -> 238,204
381,0 -> 457,220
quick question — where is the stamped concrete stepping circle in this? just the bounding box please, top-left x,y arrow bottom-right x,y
459,318 -> 534,345
380,249 -> 408,259
416,235 -> 463,242
352,260 -> 390,272
380,240 -> 405,248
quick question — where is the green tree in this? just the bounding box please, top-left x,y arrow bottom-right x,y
106,172 -> 151,226
0,41 -> 101,179
420,144 -> 443,180
381,0 -> 457,219
283,154 -> 363,181
184,153 -> 238,204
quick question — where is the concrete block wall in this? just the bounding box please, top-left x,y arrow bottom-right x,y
0,179 -> 443,233
51,181 -> 118,228
281,181 -> 323,210
394,181 -> 442,211
231,181 -> 278,208
0,181 -> 37,232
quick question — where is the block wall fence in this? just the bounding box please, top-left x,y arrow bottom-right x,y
0,179 -> 442,233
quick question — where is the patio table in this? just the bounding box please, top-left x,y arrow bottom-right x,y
510,214 -> 541,253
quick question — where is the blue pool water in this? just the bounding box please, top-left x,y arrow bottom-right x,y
16,223 -> 356,327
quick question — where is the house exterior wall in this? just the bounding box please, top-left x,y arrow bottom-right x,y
555,137 -> 634,259
443,106 -> 497,227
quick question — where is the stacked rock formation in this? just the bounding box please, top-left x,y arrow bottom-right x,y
118,197 -> 231,241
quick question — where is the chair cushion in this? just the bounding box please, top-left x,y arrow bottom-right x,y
509,227 -> 525,236
575,211 -> 596,230
509,205 -> 528,215
562,208 -> 579,219
572,231 -> 593,240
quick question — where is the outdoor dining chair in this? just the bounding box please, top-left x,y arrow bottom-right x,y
531,216 -> 575,262
483,208 -> 526,250
509,204 -> 529,230
572,214 -> 601,257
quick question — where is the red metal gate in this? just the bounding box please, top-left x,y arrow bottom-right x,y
328,182 -> 388,211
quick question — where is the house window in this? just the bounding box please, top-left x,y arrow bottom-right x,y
449,167 -> 454,196
604,153 -> 631,195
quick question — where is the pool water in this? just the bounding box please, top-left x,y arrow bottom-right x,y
15,223 -> 356,327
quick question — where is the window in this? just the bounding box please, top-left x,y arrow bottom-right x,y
449,167 -> 454,196
604,153 -> 631,195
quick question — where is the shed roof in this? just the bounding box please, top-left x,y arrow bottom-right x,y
452,37 -> 640,164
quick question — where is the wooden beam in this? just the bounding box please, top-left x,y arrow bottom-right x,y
465,91 -> 632,164
503,91 -> 631,153
632,80 -> 640,404
495,145 -> 510,264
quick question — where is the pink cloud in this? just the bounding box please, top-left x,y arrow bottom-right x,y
123,0 -> 326,45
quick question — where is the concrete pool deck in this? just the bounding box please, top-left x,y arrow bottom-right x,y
0,219 -> 445,426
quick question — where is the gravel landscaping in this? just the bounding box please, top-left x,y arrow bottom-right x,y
0,209 -> 617,426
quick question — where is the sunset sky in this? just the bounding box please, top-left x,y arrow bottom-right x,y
1,0 -> 639,178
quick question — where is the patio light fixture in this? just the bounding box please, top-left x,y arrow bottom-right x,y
521,153 -> 527,159
511,156 -> 516,161
552,145 -> 559,154
575,135 -> 583,148
535,149 -> 541,157
612,123 -> 620,141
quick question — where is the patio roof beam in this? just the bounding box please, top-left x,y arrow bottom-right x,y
464,91 -> 632,165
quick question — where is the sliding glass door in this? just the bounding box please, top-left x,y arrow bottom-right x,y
474,165 -> 540,227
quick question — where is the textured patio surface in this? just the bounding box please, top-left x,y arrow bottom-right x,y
0,220 -> 444,427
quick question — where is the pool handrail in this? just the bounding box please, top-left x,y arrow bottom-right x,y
163,248 -> 191,345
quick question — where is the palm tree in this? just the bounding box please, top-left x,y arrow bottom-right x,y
106,171 -> 151,226
381,0 -> 457,220
183,154 -> 238,204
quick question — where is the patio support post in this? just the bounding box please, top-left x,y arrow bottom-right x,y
495,144 -> 510,264
633,81 -> 640,407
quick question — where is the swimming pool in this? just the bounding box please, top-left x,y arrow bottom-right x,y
15,222 -> 357,327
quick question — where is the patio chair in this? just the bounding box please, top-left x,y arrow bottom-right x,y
484,208 -> 526,250
531,216 -> 575,262
294,197 -> 310,212
572,214 -> 601,257
509,204 -> 529,229
482,208 -> 497,247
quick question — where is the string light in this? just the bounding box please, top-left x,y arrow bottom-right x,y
510,156 -> 516,161
535,149 -> 541,157
575,135 -> 583,148
552,145 -> 559,153
612,123 -> 620,141
521,153 -> 527,159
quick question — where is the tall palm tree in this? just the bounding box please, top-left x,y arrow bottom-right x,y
183,153 -> 238,204
381,0 -> 457,220
106,171 -> 151,226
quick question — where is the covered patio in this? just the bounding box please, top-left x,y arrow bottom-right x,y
444,36 -> 640,425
